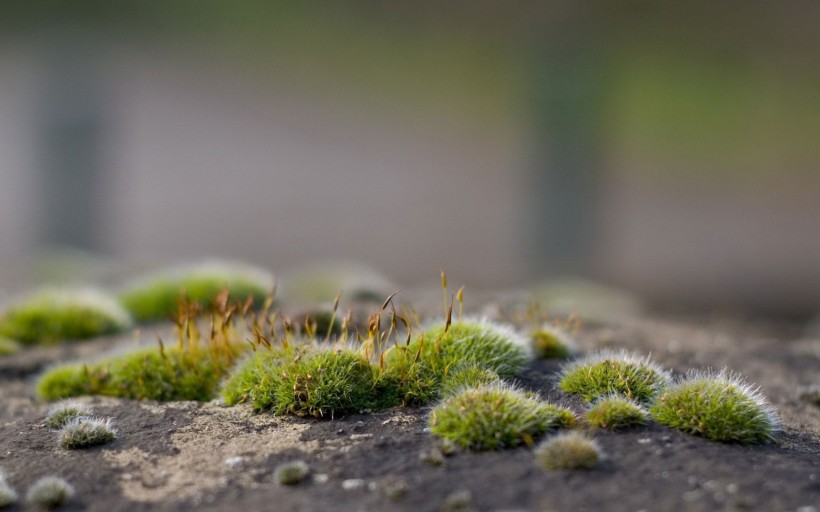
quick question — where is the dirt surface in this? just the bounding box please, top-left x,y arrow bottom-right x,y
1,293 -> 819,512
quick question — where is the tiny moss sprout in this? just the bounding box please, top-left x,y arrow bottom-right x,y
650,370 -> 780,444
0,288 -> 131,345
26,476 -> 74,509
429,383 -> 575,450
558,349 -> 671,403
531,325 -> 575,360
58,417 -> 116,449
534,431 -> 604,470
119,260 -> 274,323
37,300 -> 246,401
585,395 -> 649,430
46,401 -> 92,429
275,460 -> 310,485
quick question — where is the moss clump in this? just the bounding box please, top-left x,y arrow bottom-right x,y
119,260 -> 273,323
650,370 -> 779,444
221,347 -> 291,410
224,345 -> 390,418
531,326 -> 574,360
37,308 -> 244,401
0,288 -> 131,345
534,432 -> 604,470
274,460 -> 309,485
384,318 -> 531,405
46,401 -> 92,429
585,395 -> 649,430
58,417 -> 116,449
26,476 -> 74,509
438,365 -> 501,397
429,383 -> 575,450
558,349 -> 670,403
0,337 -> 20,356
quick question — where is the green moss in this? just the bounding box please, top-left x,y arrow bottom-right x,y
534,432 -> 604,470
58,417 -> 116,449
46,401 -> 92,429
119,261 -> 273,323
0,288 -> 131,345
0,479 -> 17,508
25,476 -> 74,509
221,347 -> 290,410
223,345 -> 395,418
650,370 -> 779,444
531,327 -> 574,360
38,311 -> 245,401
438,365 -> 501,397
274,460 -> 309,485
585,395 -> 649,430
429,384 -> 575,450
383,318 -> 531,405
0,337 -> 20,356
558,350 -> 670,403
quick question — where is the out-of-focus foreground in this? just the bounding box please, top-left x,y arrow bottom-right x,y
1,1 -> 819,315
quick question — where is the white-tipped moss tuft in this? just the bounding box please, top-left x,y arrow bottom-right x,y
274,460 -> 310,485
558,349 -> 671,403
534,432 -> 604,470
46,401 -> 93,429
650,369 -> 780,444
0,479 -> 17,508
26,476 -> 74,509
58,417 -> 116,449
531,325 -> 576,360
586,394 -> 649,430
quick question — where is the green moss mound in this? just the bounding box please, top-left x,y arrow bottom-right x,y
558,349 -> 670,403
429,384 -> 575,450
0,337 -> 20,356
223,346 -> 395,418
119,261 -> 273,323
650,370 -> 779,444
383,318 -> 531,405
531,327 -> 574,360
585,395 -> 649,430
534,432 -> 604,470
0,288 -> 131,345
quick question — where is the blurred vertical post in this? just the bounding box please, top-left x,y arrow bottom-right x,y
526,6 -> 607,277
36,33 -> 105,253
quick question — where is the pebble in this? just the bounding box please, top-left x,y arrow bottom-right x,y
224,456 -> 244,468
342,479 -> 366,491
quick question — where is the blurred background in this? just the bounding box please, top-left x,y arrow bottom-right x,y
1,1 -> 819,316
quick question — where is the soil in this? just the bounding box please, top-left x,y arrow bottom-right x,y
1,292 -> 818,512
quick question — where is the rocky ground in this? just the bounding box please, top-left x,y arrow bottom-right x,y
1,292 -> 818,512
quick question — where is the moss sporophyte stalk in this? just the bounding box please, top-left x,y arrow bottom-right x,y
37,297 -> 247,401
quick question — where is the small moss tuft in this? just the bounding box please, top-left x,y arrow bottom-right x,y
119,260 -> 274,323
0,288 -> 131,345
46,401 -> 92,429
558,349 -> 670,403
26,476 -> 74,509
585,395 -> 649,430
383,317 -> 531,406
535,432 -> 604,470
650,370 -> 780,444
58,417 -> 116,449
429,383 -> 575,450
274,460 -> 310,485
37,305 -> 245,401
438,365 -> 501,397
531,326 -> 575,360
